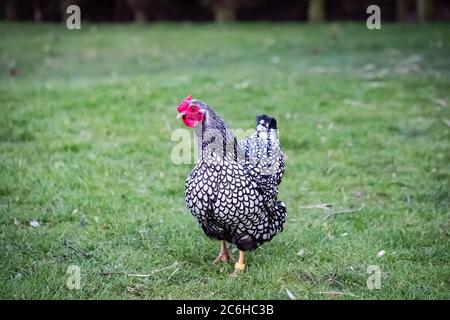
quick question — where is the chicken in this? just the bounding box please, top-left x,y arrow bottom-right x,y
177,95 -> 287,275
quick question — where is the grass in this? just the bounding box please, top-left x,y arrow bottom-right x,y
0,22 -> 449,300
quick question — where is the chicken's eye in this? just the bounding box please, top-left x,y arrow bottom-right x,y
189,106 -> 198,113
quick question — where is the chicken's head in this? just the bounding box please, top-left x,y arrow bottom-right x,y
177,95 -> 205,128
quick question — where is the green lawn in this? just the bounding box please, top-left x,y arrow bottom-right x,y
0,22 -> 449,300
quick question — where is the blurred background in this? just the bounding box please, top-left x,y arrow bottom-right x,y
1,0 -> 449,24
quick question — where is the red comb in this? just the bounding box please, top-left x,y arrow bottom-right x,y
177,95 -> 192,112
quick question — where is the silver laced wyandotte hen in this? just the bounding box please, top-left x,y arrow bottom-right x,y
176,95 -> 287,275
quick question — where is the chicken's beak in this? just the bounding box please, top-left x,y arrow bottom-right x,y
177,111 -> 186,119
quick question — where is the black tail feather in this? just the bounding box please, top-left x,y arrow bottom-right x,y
256,114 -> 277,130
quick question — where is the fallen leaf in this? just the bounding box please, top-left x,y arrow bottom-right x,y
30,220 -> 40,228
233,80 -> 250,90
435,98 -> 447,108
270,56 -> 280,64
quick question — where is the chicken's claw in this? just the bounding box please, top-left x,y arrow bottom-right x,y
212,251 -> 234,264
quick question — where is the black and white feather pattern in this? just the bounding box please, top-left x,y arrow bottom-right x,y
184,100 -> 286,251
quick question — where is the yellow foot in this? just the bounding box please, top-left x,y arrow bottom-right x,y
213,251 -> 234,264
230,262 -> 245,277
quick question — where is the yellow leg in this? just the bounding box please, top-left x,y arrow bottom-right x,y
232,250 -> 245,276
213,240 -> 234,264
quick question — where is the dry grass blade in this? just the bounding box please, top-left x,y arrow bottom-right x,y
127,262 -> 179,277
285,289 -> 297,300
101,262 -> 179,278
64,239 -> 93,258
323,204 -> 365,220
299,203 -> 333,210
167,266 -> 180,281
315,291 -> 358,298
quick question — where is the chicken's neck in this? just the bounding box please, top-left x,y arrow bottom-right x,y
194,111 -> 242,165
